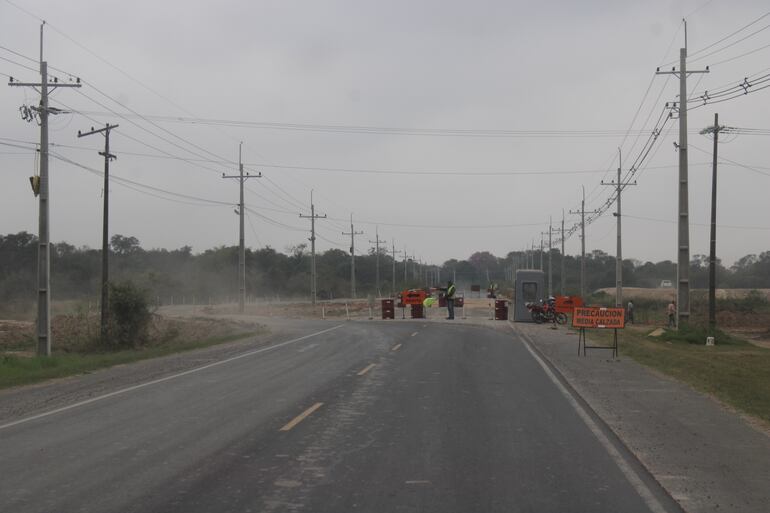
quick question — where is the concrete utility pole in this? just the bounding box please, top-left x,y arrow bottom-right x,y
223,143 -> 260,313
561,209 -> 566,296
403,246 -> 408,284
77,123 -> 118,344
342,214 -> 364,299
531,240 -> 536,269
299,191 -> 326,305
548,216 -> 553,297
700,114 -> 723,330
391,240 -> 403,296
602,148 -> 635,308
539,232 -> 545,271
656,26 -> 709,328
8,22 -> 81,356
369,226 -> 386,297
570,186 -> 599,299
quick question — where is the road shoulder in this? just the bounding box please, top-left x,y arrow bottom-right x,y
0,318 -> 331,425
512,321 -> 770,513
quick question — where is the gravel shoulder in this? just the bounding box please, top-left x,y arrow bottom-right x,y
0,315 -> 331,425
513,321 -> 770,513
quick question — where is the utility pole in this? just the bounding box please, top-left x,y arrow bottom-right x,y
391,240 -> 403,296
369,226 -> 386,297
602,148 -> 635,308
531,240 -> 536,269
548,216 -> 553,297
403,246 -> 408,284
342,214 -> 364,299
561,209 -> 566,296
656,24 -> 709,328
8,22 -> 81,356
299,191 -> 326,305
223,143 -> 260,313
570,186 -> 599,299
77,123 -> 118,344
539,232 -> 545,271
700,114 -> 723,331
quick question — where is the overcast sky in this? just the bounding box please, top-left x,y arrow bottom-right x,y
1,0 -> 769,267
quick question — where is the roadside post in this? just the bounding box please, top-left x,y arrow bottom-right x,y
572,306 -> 625,358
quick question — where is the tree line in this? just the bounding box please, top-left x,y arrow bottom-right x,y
1,231 -> 768,313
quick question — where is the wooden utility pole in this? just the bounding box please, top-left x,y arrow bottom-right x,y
77,123 -> 118,343
700,114 -> 723,330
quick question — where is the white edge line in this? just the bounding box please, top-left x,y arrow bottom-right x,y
0,324 -> 346,431
511,324 -> 669,513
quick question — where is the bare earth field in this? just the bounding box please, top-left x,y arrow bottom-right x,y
596,286 -> 770,301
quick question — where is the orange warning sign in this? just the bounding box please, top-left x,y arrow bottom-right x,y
572,306 -> 625,329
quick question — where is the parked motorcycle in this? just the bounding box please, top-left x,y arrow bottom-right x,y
526,301 -> 567,324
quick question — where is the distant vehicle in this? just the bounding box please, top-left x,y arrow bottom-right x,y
660,280 -> 673,288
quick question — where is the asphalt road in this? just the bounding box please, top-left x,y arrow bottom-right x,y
0,320 -> 681,513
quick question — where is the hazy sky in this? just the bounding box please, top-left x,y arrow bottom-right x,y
1,0 -> 769,266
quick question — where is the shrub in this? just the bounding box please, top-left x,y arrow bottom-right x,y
717,289 -> 768,314
658,325 -> 746,346
108,281 -> 151,349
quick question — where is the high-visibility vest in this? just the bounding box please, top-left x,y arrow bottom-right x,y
447,284 -> 456,298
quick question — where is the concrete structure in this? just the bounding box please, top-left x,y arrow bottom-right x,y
513,269 -> 545,322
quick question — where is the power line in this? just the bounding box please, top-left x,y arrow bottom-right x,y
689,11 -> 770,57
689,143 -> 770,177
50,96 -> 228,176
50,151 -> 232,205
53,109 -> 700,138
0,54 -> 39,73
241,161 -> 684,177
624,213 -> 770,231
688,22 -> 770,64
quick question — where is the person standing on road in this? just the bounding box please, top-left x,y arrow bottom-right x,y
627,300 -> 634,324
667,300 -> 676,328
438,280 -> 456,320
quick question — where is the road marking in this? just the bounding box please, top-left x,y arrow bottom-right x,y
509,323 -> 669,513
405,480 -> 431,485
391,343 -> 402,352
279,402 -> 324,432
357,363 -> 376,376
410,332 -> 418,337
0,324 -> 346,431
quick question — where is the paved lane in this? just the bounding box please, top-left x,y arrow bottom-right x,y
0,321 -> 679,513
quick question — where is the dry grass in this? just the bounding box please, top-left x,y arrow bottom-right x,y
590,326 -> 770,426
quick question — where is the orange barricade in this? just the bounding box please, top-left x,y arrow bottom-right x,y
399,289 -> 428,306
555,295 -> 584,314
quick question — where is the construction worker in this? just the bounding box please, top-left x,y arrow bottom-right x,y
438,280 -> 457,320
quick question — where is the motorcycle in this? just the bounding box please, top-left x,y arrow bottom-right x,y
526,301 -> 567,325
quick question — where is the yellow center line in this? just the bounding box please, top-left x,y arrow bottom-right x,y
357,363 -> 376,376
391,343 -> 402,351
411,332 -> 418,337
279,402 -> 324,432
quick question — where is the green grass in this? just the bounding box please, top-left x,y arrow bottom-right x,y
0,331 -> 260,389
588,326 -> 770,425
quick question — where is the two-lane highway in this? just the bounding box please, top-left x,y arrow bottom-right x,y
0,321 -> 680,512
